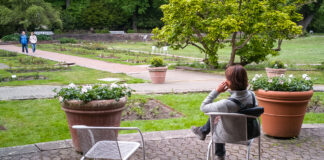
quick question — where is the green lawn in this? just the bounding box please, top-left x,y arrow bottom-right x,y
103,36 -> 324,64
0,50 -> 145,86
1,92 -> 323,148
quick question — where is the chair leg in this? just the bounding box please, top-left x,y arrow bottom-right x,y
246,144 -> 251,160
207,140 -> 212,160
246,139 -> 254,160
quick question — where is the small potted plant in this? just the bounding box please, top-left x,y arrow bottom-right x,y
148,57 -> 167,84
265,60 -> 287,78
250,74 -> 313,138
54,83 -> 133,152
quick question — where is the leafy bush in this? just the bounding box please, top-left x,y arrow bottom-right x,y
268,60 -> 285,69
0,50 -> 17,57
36,35 -> 52,41
127,29 -> 136,33
150,57 -> 165,67
316,62 -> 324,70
95,28 -> 110,33
54,83 -> 133,102
1,33 -> 52,41
250,74 -> 313,91
1,33 -> 20,42
59,37 -> 78,44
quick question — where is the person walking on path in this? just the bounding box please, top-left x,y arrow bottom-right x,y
29,32 -> 37,54
20,31 -> 28,54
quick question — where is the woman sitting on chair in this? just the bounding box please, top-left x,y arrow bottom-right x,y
191,65 -> 257,160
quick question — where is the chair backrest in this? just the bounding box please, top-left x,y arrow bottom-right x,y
228,92 -> 264,140
74,126 -> 122,159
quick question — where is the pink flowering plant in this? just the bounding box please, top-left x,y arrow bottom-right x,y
250,74 -> 313,91
54,83 -> 133,102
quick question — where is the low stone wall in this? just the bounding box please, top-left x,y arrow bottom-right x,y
52,33 -> 153,42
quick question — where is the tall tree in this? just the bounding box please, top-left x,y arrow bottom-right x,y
81,0 -> 127,30
298,0 -> 323,31
0,0 -> 62,34
153,0 -> 304,67
309,1 -> 324,32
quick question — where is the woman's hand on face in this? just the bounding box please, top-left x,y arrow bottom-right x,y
216,81 -> 228,93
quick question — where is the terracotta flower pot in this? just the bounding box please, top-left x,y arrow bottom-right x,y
254,90 -> 313,138
148,66 -> 168,84
265,68 -> 287,78
61,97 -> 127,152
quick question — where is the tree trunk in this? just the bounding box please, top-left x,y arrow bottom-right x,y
66,0 -> 71,9
132,14 -> 138,32
298,15 -> 314,31
228,32 -> 237,66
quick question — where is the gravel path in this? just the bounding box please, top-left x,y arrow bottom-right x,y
0,45 -> 323,100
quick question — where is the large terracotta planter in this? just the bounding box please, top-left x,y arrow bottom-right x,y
254,90 -> 313,138
265,68 -> 287,78
148,66 -> 167,84
61,97 -> 127,152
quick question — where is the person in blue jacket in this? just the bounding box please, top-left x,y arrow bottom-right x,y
20,31 -> 28,54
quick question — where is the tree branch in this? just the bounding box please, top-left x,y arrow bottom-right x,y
273,39 -> 283,51
192,27 -> 210,53
188,42 -> 206,53
235,33 -> 254,50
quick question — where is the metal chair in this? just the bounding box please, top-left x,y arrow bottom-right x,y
205,112 -> 262,160
72,125 -> 145,160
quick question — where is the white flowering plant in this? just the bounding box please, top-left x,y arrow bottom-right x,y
54,83 -> 133,102
250,74 -> 313,91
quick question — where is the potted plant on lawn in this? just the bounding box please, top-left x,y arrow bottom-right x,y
265,60 -> 287,78
54,83 -> 133,152
148,57 -> 167,84
250,74 -> 313,138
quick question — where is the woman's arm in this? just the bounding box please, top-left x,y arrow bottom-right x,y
200,81 -> 229,113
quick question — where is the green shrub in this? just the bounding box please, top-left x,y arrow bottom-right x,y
1,33 -> 20,42
316,62 -> 324,70
1,33 -> 52,41
268,60 -> 285,69
36,35 -> 52,41
59,37 -> 78,44
95,28 -> 110,33
150,57 -> 165,67
127,29 -> 136,33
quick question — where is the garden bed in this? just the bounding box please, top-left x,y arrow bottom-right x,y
122,98 -> 182,121
0,75 -> 47,82
6,66 -> 70,73
37,43 -> 194,65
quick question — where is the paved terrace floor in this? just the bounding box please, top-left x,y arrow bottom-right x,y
0,124 -> 323,160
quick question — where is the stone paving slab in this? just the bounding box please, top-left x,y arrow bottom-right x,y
0,85 -> 62,100
0,144 -> 39,157
0,63 -> 9,69
36,140 -> 72,151
1,124 -> 323,160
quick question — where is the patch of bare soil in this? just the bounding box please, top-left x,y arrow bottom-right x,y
98,54 -> 119,59
122,98 -> 182,121
0,125 -> 6,130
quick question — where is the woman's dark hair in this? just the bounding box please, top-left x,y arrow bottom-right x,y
225,65 -> 248,90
